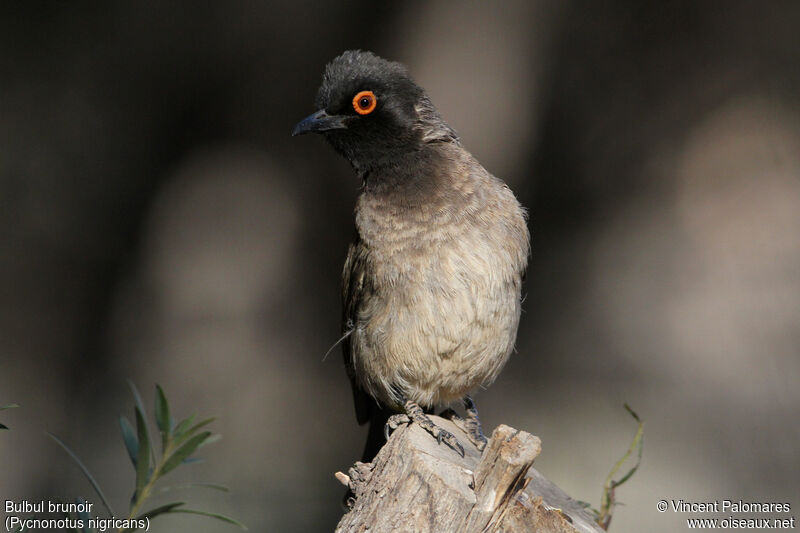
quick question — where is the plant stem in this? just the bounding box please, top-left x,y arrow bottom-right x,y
118,441 -> 173,532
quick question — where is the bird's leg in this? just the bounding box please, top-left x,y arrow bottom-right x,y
439,397 -> 488,451
462,395 -> 488,451
385,399 -> 465,457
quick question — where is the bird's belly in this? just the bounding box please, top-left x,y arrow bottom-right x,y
351,237 -> 521,409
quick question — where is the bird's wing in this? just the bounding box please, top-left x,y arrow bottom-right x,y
341,239 -> 373,425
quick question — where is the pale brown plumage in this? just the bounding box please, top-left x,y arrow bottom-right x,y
343,142 -> 528,415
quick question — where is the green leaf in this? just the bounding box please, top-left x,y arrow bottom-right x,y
172,414 -> 196,439
154,384 -> 171,450
134,407 -> 152,499
127,381 -> 148,422
0,423 -> 8,430
156,482 -> 229,495
173,417 -> 215,448
135,501 -> 185,520
170,509 -> 248,530
198,433 -> 222,448
120,502 -> 185,532
161,431 -> 211,475
127,381 -> 156,459
48,432 -> 115,517
119,416 -> 138,467
185,417 -> 216,434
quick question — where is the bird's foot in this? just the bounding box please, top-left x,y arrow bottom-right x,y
462,396 -> 488,452
439,397 -> 488,452
384,413 -> 411,440
404,400 -> 464,457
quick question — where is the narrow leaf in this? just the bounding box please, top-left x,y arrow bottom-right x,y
134,407 -> 151,499
127,380 -> 156,460
127,381 -> 148,422
173,417 -> 215,448
0,423 -> 8,430
136,501 -> 185,520
48,432 -> 115,517
161,431 -> 211,475
154,384 -> 171,450
119,416 -> 138,468
170,509 -> 248,530
156,482 -> 229,495
186,417 -> 216,435
120,502 -> 185,532
197,433 -> 222,448
172,414 -> 196,439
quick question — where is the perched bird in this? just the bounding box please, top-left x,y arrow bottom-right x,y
293,50 -> 529,460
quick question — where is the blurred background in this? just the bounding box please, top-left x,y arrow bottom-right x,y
1,1 -> 799,531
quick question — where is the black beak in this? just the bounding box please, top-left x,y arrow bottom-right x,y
291,109 -> 349,136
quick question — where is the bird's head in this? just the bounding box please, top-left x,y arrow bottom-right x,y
292,50 -> 457,173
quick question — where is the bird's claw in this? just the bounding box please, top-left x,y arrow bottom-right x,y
463,396 -> 488,452
384,413 -> 411,440
433,426 -> 465,457
440,398 -> 488,452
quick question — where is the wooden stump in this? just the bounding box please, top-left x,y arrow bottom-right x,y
335,416 -> 603,533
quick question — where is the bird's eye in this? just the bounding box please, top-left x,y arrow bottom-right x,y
352,90 -> 377,115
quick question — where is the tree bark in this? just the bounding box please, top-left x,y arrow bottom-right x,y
335,416 -> 604,533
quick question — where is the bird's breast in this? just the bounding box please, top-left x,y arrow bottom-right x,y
348,178 -> 528,408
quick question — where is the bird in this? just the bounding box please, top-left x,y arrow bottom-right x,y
293,50 -> 529,461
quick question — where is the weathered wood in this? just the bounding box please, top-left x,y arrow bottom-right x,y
461,424 -> 542,531
335,416 -> 604,533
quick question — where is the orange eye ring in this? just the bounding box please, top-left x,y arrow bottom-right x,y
352,90 -> 377,115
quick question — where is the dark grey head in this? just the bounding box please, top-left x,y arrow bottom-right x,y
292,50 -> 458,174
